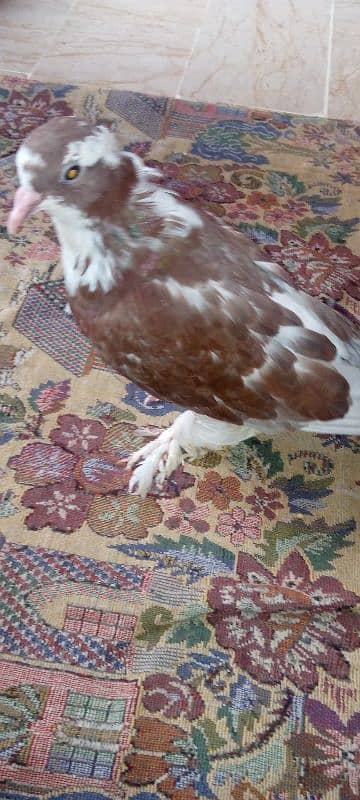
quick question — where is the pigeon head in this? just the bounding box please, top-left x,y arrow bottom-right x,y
7,115 -> 136,235
7,115 -> 202,295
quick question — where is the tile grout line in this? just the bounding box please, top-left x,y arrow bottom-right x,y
29,0 -> 78,79
323,0 -> 336,117
175,0 -> 212,99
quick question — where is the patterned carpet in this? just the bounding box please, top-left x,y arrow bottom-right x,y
0,76 -> 359,800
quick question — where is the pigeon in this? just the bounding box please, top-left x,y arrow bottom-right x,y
7,116 -> 360,497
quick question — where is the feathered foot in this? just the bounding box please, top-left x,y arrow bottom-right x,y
128,411 -> 202,497
128,410 -> 255,497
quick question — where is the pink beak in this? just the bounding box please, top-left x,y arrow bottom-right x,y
7,186 -> 42,236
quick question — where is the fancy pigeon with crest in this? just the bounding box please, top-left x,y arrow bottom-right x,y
7,116 -> 360,497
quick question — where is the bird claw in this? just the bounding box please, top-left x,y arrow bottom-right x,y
128,433 -> 184,497
128,412 -> 205,497
128,460 -> 163,498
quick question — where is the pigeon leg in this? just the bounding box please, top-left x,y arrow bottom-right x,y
128,410 -> 255,497
128,411 -> 201,497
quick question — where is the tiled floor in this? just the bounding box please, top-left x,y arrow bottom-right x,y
0,0 -> 359,119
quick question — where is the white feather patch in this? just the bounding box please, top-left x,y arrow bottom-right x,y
16,146 -> 45,188
271,287 -> 350,359
43,199 -> 116,295
207,281 -> 236,303
126,150 -> 203,238
141,188 -> 202,238
162,277 -> 209,312
64,126 -> 120,169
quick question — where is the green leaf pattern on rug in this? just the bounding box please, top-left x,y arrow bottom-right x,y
195,718 -> 227,752
136,605 -> 174,647
216,737 -> 288,785
295,215 -> 359,243
265,170 -> 306,197
169,618 -> 211,647
258,516 -> 356,569
0,394 -> 26,424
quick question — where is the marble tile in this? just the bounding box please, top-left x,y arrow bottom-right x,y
180,0 -> 332,115
0,0 -> 74,31
32,0 -> 208,95
329,0 -> 360,120
1,0 -> 356,121
76,0 -> 207,25
0,26 -> 45,73
0,0 -> 74,75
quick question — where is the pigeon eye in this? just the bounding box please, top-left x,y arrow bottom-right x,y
64,165 -> 80,181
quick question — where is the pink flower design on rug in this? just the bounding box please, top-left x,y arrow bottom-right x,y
9,415 -> 162,535
216,507 -> 262,545
197,470 -> 243,511
22,480 -> 92,532
10,442 -> 76,486
265,231 -> 360,299
29,380 -> 71,415
49,414 -> 106,455
163,497 -> 210,534
207,552 -> 360,690
245,486 -> 284,520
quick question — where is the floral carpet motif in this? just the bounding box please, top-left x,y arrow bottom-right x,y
0,76 -> 359,800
